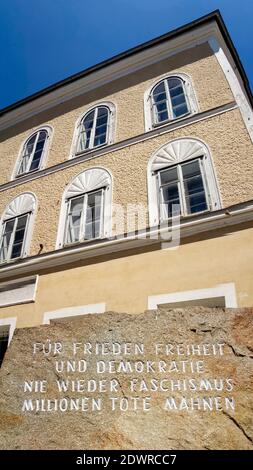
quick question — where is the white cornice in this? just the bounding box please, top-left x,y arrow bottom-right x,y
0,22 -> 220,131
0,200 -> 252,281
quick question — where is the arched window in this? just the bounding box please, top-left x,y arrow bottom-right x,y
152,77 -> 189,123
147,138 -> 221,226
144,74 -> 198,131
75,104 -> 115,154
0,193 -> 36,263
56,168 -> 112,248
15,128 -> 51,177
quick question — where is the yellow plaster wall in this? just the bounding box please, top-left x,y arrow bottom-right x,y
0,43 -> 234,185
0,109 -> 252,257
0,226 -> 252,327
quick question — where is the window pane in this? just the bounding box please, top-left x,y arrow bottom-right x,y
30,149 -> 43,171
160,167 -> 178,185
97,107 -> 108,118
182,160 -> 208,214
161,182 -> 180,218
157,110 -> 169,122
153,82 -> 166,99
66,196 -> 84,244
0,220 -> 15,262
168,78 -> 188,118
78,111 -> 95,151
10,215 -> 28,259
84,191 -> 102,239
152,82 -> 169,123
94,109 -> 108,147
94,134 -> 106,146
173,103 -> 188,118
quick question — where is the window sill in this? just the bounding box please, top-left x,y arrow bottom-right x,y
160,208 -> 211,225
14,168 -> 40,180
152,112 -> 191,129
73,142 -> 109,158
63,235 -> 106,249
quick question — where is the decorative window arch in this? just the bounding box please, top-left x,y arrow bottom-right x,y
14,126 -> 52,178
147,138 -> 221,226
144,73 -> 198,131
56,168 -> 112,248
0,193 -> 37,263
72,102 -> 116,157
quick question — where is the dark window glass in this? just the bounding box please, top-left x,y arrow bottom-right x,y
182,160 -> 207,214
0,327 -> 9,367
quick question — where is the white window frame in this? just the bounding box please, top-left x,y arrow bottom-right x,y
43,303 -> 106,324
0,192 -> 37,264
158,157 -> 210,222
56,167 -> 112,249
147,138 -> 222,227
70,102 -> 116,158
64,188 -> 105,245
12,126 -> 53,179
148,283 -> 237,309
0,275 -> 38,307
144,73 -> 198,132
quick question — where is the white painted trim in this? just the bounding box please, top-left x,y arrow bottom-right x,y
144,72 -> 198,132
0,198 -> 252,280
0,275 -> 38,307
11,125 -> 54,180
209,36 -> 253,142
55,166 -> 113,249
147,137 -> 222,226
148,283 -> 237,309
0,192 -> 38,262
0,316 -> 17,345
43,302 -> 106,324
0,102 -> 237,194
69,101 -> 116,159
0,22 -> 220,131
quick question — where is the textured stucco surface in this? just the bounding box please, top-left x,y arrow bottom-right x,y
0,307 -> 253,450
0,225 -> 253,327
0,108 -> 252,257
0,43 -> 234,185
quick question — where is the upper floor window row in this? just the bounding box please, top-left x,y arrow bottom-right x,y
1,139 -> 221,264
13,74 -> 198,178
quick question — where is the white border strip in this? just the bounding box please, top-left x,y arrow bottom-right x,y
0,316 -> 17,345
0,275 -> 39,308
43,302 -> 106,324
148,283 -> 237,309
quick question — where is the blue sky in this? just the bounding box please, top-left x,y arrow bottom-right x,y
0,0 -> 252,109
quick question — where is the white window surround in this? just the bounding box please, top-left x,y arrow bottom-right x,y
56,167 -> 113,249
11,125 -> 53,180
144,73 -> 198,132
0,275 -> 38,307
70,102 -> 116,159
43,302 -> 106,324
148,283 -> 237,309
147,137 -> 222,227
0,317 -> 17,345
0,192 -> 37,262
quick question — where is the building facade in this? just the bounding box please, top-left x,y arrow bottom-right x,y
0,12 -> 253,358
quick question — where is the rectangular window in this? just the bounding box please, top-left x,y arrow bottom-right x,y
158,158 -> 208,220
0,214 -> 29,263
65,189 -> 104,245
0,326 -> 9,367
